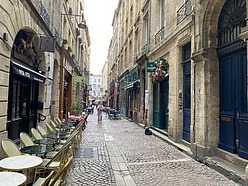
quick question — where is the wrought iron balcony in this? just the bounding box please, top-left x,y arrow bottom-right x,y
141,44 -> 149,55
39,1 -> 50,28
134,44 -> 149,63
177,0 -> 195,24
155,27 -> 164,45
54,27 -> 61,43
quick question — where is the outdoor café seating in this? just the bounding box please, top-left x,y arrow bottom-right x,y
20,132 -> 36,147
33,140 -> 72,182
1,138 -> 23,157
32,156 -> 73,186
31,128 -> 44,140
37,126 -> 48,136
0,118 -> 86,185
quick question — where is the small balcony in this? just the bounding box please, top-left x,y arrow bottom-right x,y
39,1 -> 51,28
155,27 -> 164,45
177,0 -> 195,24
134,44 -> 149,64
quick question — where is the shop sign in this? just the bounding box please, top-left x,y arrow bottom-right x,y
73,76 -> 84,82
147,62 -> 155,72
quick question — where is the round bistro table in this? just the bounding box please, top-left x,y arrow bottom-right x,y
0,155 -> 42,176
0,171 -> 27,186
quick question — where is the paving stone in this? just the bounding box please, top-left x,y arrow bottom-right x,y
64,113 -> 240,186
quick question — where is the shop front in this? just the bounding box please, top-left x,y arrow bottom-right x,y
7,30 -> 46,141
125,66 -> 140,122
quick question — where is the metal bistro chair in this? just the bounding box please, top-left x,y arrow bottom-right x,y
31,128 -> 44,140
20,132 -> 35,147
1,138 -> 23,157
45,122 -> 55,133
33,141 -> 72,182
32,170 -> 54,186
33,156 -> 73,186
37,126 -> 48,137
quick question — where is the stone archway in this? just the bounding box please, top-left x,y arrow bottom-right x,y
191,0 -> 227,159
7,29 -> 46,141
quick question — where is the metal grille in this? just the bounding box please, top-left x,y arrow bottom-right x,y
177,0 -> 195,24
218,0 -> 246,46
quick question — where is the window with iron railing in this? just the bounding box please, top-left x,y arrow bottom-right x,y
155,26 -> 164,45
177,0 -> 195,24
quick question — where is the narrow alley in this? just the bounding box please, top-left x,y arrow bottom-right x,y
64,111 -> 239,186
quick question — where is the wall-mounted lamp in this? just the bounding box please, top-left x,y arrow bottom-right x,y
62,13 -> 87,29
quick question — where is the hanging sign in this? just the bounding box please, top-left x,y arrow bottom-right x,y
146,62 -> 155,72
73,76 -> 84,82
38,36 -> 56,52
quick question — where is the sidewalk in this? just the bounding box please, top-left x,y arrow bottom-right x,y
65,112 -> 240,186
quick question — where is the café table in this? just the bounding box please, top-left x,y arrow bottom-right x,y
0,172 -> 27,186
44,132 -> 67,140
20,145 -> 53,156
34,138 -> 57,147
0,155 -> 42,176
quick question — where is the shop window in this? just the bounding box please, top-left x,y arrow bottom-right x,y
12,80 -> 21,119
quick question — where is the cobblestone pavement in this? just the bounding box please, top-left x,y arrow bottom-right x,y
64,112 -> 240,186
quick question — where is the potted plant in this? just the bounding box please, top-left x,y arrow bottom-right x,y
150,58 -> 169,82
70,101 -> 83,116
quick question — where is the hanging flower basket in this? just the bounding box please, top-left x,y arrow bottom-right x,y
150,58 -> 169,82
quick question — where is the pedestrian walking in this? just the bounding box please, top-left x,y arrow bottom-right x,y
97,104 -> 103,123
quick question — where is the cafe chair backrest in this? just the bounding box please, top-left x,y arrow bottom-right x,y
45,122 -> 55,132
37,126 -> 48,136
49,156 -> 73,185
31,128 -> 43,140
32,170 -> 55,186
50,121 -> 58,129
20,132 -> 35,146
1,138 -> 22,157
45,141 -> 72,168
54,117 -> 62,125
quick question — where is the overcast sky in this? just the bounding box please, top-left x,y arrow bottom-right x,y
84,0 -> 119,75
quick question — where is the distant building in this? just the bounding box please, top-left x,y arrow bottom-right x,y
88,74 -> 102,105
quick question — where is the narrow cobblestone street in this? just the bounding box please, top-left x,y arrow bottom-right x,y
64,111 -> 240,186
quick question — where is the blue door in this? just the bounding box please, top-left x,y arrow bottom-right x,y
217,0 -> 247,158
219,48 -> 248,158
182,61 -> 191,142
182,43 -> 191,142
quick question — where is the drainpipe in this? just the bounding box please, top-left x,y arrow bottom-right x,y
147,0 -> 152,130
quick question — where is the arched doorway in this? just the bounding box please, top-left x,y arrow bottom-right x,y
7,29 -> 46,141
217,0 -> 248,158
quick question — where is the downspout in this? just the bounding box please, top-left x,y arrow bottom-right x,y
192,9 -> 196,158
59,51 -> 65,120
146,0 -> 152,129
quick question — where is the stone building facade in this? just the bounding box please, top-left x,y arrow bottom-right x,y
107,0 -> 248,171
0,0 -> 90,148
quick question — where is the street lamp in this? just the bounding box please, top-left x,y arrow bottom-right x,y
62,13 -> 87,29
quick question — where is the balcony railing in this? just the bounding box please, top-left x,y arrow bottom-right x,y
155,27 -> 164,45
134,44 -> 149,63
54,27 -> 61,43
177,0 -> 195,24
39,1 -> 50,28
141,44 -> 149,55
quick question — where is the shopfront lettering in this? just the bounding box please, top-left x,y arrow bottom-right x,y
18,69 -> 30,78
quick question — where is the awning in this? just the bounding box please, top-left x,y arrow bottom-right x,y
11,59 -> 46,83
125,80 -> 140,90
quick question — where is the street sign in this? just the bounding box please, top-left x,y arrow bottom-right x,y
147,62 -> 155,72
73,76 -> 84,82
